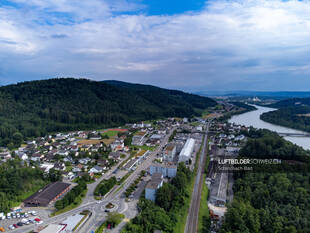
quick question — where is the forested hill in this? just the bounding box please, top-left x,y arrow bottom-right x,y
0,78 -> 216,147
269,97 -> 310,108
261,97 -> 310,132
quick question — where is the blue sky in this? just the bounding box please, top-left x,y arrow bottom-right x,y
1,0 -> 310,91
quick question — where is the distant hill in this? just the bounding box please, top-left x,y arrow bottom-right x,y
269,97 -> 310,108
0,78 -> 216,147
196,90 -> 310,98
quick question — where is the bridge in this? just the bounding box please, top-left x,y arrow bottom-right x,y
278,132 -> 310,137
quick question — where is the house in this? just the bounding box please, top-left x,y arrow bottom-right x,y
145,173 -> 163,202
40,163 -> 54,173
54,162 -> 66,171
88,165 -> 104,174
30,153 -> 44,162
108,152 -> 121,161
78,158 -> 91,165
97,159 -> 109,168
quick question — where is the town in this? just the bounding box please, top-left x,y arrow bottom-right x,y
0,104 -> 253,233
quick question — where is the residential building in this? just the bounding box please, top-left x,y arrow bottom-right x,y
150,162 -> 177,178
163,143 -> 176,162
145,173 -> 163,202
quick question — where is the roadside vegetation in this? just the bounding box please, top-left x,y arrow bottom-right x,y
197,175 -> 210,233
95,212 -> 125,233
94,177 -> 117,199
53,181 -> 87,216
124,171 -> 145,198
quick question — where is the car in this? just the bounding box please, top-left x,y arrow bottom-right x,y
24,213 -> 29,218
17,222 -> 23,227
0,227 -> 5,232
16,214 -> 20,218
34,218 -> 41,222
28,219 -> 33,223
8,225 -> 14,230
25,221 -> 30,225
13,224 -> 18,228
32,211 -> 37,216
104,210 -> 110,213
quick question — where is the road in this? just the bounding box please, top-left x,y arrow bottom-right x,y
10,128 -> 175,233
184,123 -> 209,233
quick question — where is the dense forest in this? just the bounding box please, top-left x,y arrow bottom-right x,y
261,106 -> 310,133
221,129 -> 310,233
0,78 -> 216,147
0,159 -> 55,213
122,163 -> 192,233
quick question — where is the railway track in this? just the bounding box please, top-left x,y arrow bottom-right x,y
185,124 -> 209,233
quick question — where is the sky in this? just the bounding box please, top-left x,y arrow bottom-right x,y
1,0 -> 310,91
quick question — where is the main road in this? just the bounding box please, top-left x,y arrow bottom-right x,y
11,127 -> 175,233
184,122 -> 209,233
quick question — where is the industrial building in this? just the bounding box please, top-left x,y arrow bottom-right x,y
145,173 -> 163,202
178,138 -> 195,163
150,162 -> 177,178
163,143 -> 176,162
24,182 -> 71,207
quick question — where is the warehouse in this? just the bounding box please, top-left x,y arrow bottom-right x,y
24,182 -> 71,207
178,138 -> 195,163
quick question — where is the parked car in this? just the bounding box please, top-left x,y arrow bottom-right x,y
8,225 -> 14,230
0,227 -> 5,232
17,222 -> 23,227
13,224 -> 18,228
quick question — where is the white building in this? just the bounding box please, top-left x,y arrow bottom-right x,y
163,143 -> 176,162
145,173 -> 163,202
178,138 -> 195,163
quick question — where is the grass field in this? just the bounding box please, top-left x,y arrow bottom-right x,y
130,145 -> 156,151
101,130 -> 120,138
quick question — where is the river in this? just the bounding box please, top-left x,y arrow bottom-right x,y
228,105 -> 310,150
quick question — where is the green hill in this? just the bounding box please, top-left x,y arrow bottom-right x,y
260,97 -> 310,132
0,78 -> 216,147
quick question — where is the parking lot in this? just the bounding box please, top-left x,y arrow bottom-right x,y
0,207 -> 51,231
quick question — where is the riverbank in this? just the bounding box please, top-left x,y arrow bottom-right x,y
228,105 -> 310,150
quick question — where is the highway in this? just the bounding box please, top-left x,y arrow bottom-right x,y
184,123 -> 209,233
10,127 -> 175,233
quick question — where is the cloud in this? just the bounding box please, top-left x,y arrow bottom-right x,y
1,0 -> 310,90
